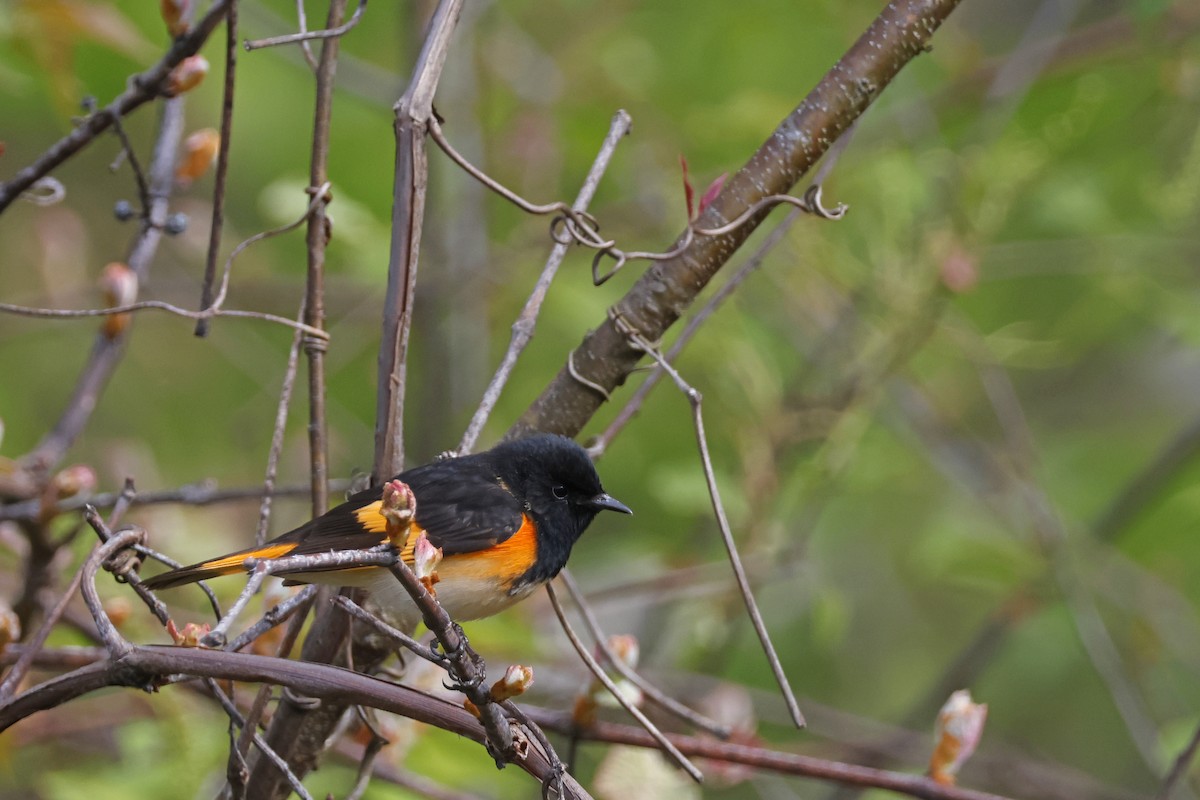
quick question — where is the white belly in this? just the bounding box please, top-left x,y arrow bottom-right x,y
298,565 -> 540,633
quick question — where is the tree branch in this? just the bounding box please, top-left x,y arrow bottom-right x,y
508,0 -> 962,440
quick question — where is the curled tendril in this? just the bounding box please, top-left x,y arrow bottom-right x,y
21,177 -> 66,206
431,112 -> 849,286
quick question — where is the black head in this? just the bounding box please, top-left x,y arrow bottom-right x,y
488,434 -> 631,583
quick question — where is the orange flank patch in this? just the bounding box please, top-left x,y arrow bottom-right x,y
200,542 -> 297,574
441,516 -> 538,587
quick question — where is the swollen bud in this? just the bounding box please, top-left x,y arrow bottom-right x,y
160,0 -> 191,37
166,619 -> 213,648
602,634 -> 639,669
0,602 -> 21,651
381,479 -> 416,550
52,464 -> 98,499
929,689 -> 987,785
412,533 -> 443,594
166,55 -> 208,96
176,128 -> 220,186
99,262 -> 137,338
490,664 -> 534,702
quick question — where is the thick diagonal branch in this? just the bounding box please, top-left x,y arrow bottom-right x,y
509,0 -> 962,439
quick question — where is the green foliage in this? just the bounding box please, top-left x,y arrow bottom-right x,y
2,1 -> 1199,798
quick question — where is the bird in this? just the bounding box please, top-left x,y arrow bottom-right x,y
141,434 -> 631,630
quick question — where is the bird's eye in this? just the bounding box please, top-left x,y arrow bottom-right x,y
551,484 -> 568,500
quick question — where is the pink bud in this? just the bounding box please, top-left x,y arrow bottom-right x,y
166,55 -> 208,96
176,128 -> 219,185
99,262 -> 137,338
166,619 -> 213,648
412,533 -> 442,593
381,479 -> 416,549
160,0 -> 191,37
929,689 -> 987,785
0,603 -> 21,649
52,464 -> 97,499
491,664 -> 534,701
601,634 -> 639,669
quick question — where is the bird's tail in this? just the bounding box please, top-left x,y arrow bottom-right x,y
141,542 -> 298,590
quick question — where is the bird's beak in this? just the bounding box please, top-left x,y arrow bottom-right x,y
590,493 -> 632,515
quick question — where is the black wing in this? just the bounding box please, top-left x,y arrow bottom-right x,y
274,454 -> 525,556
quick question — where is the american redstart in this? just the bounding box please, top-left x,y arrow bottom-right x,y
142,434 -> 631,629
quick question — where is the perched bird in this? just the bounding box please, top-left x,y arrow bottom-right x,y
142,434 -> 631,630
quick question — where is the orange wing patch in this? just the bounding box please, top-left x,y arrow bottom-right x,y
354,501 -> 388,534
199,542 -> 297,574
352,503 -> 537,586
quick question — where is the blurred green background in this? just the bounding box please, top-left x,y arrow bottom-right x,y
2,1 -> 1199,798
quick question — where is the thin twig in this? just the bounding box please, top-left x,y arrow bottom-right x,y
78,529 -> 144,657
195,0 -> 239,337
106,109 -> 151,214
345,729 -> 387,800
0,0 -> 232,214
84,502 -> 222,621
558,569 -> 731,739
0,480 -> 341,524
303,1 -> 344,519
457,109 -> 632,454
0,299 -> 329,338
385,559 -> 515,759
244,0 -> 367,51
231,587 -> 319,786
256,297 -> 308,545
589,207 -> 801,458
207,678 -> 316,800
1159,718 -> 1200,800
15,93 -> 187,485
374,0 -> 466,479
590,126 -> 855,457
524,707 -> 1016,800
202,563 -> 272,648
226,585 -> 318,653
333,595 -> 446,667
0,180 -> 336,341
545,581 -> 703,782
0,562 -> 86,700
292,0 -> 319,70
0,645 -> 107,670
619,326 -> 806,728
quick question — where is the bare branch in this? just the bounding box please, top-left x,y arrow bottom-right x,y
557,569 -> 731,739
619,326 -> 804,727
374,0 -> 466,478
194,2 -> 239,338
524,707 -> 1018,800
545,581 -> 703,782
244,0 -> 368,51
0,0 -> 232,214
457,110 -> 632,455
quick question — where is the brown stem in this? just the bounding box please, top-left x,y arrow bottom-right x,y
524,708 -> 1017,800
195,0 -> 239,337
546,582 -> 702,781
374,0 -> 465,479
242,1 -> 350,793
0,647 -> 590,798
